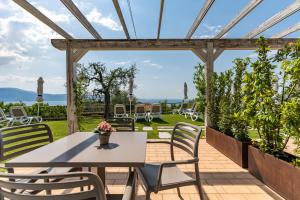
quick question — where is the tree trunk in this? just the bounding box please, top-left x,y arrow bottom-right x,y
104,91 -> 110,120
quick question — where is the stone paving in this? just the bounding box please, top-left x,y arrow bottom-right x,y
105,140 -> 283,200
14,139 -> 284,200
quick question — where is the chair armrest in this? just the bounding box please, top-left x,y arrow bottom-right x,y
156,158 -> 198,189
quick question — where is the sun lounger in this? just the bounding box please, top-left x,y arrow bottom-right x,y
9,106 -> 42,125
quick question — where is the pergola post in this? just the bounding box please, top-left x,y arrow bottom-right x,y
66,41 -> 78,134
205,42 -> 214,127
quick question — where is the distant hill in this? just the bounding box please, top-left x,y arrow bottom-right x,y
0,88 -> 66,102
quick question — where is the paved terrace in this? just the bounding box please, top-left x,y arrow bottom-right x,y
15,139 -> 283,200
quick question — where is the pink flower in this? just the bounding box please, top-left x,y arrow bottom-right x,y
96,121 -> 115,132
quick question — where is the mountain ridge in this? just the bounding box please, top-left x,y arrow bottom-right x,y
0,88 -> 66,101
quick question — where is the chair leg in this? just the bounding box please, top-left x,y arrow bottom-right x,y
145,191 -> 151,200
176,187 -> 182,199
196,182 -> 204,200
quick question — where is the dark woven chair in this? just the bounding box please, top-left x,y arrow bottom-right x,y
106,117 -> 135,132
136,122 -> 204,200
0,124 -> 79,175
0,169 -> 136,200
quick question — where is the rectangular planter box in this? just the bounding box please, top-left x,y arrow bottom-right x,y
248,146 -> 300,200
206,127 -> 248,168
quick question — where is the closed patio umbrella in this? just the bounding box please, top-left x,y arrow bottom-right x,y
36,77 -> 44,116
184,82 -> 188,100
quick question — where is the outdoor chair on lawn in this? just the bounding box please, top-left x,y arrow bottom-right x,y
106,117 -> 135,132
0,108 -> 13,127
185,103 -> 202,121
0,170 -> 136,200
114,104 -> 128,118
0,124 -> 80,185
136,122 -> 204,200
9,106 -> 42,125
172,101 -> 188,115
148,104 -> 162,121
133,104 -> 147,122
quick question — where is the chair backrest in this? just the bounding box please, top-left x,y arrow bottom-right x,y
151,104 -> 161,113
0,172 -> 106,200
179,101 -> 188,111
0,108 -> 6,121
114,104 -> 126,115
10,106 -> 27,118
190,102 -> 196,111
0,124 -> 53,162
170,122 -> 202,160
135,104 -> 145,114
106,117 -> 135,132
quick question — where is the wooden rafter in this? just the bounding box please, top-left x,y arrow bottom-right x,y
112,0 -> 130,39
60,0 -> 101,39
186,0 -> 215,39
192,49 -> 207,62
246,1 -> 300,38
272,22 -> 300,38
13,0 -> 73,39
157,0 -> 165,39
215,0 -> 262,38
51,38 -> 297,51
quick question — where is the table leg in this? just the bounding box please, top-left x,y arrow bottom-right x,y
97,167 -> 106,186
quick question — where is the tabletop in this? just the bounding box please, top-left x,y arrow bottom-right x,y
5,132 -> 147,168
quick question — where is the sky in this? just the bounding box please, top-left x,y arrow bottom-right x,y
0,0 -> 299,99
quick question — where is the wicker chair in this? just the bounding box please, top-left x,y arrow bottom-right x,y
114,104 -> 128,118
136,122 -> 204,200
148,104 -> 162,121
0,170 -> 136,200
133,104 -> 147,122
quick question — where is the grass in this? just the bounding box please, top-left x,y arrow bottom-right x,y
44,114 -> 204,140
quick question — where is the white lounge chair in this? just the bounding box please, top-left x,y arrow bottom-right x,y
173,101 -> 188,115
148,103 -> 162,121
9,106 -> 42,125
134,104 -> 147,121
185,103 -> 202,121
114,104 -> 128,118
0,108 -> 13,127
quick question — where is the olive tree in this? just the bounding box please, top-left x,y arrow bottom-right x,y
80,62 -> 137,119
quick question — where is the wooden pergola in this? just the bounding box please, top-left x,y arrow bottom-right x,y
13,0 -> 300,134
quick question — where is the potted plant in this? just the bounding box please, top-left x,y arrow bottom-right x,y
94,121 -> 115,145
204,58 -> 251,168
242,37 -> 300,200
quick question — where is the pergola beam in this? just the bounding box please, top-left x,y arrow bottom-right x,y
192,49 -> 207,62
12,0 -> 73,39
246,1 -> 300,38
112,0 -> 130,39
272,22 -> 300,38
186,0 -> 215,39
51,38 -> 297,51
60,0 -> 102,39
215,0 -> 262,38
157,0 -> 165,39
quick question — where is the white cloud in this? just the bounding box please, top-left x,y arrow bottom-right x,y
193,23 -> 223,39
0,46 -> 33,65
86,8 -> 122,31
140,60 -> 163,69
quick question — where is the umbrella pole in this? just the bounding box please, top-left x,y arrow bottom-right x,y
37,102 -> 40,116
129,100 -> 132,116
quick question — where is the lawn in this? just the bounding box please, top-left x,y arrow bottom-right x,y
45,114 -> 205,140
